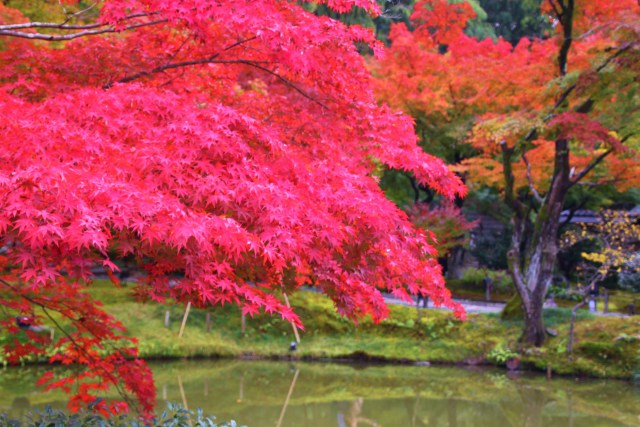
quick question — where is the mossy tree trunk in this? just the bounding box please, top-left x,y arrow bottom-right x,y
501,136 -> 570,346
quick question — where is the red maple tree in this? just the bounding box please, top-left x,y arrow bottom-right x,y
0,0 -> 465,412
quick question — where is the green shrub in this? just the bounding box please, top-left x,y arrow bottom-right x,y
578,342 -> 625,363
547,284 -> 583,302
460,268 -> 513,294
487,345 -> 518,364
0,402 -> 239,427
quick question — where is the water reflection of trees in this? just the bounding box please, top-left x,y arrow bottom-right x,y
337,398 -> 379,427
2,361 -> 639,426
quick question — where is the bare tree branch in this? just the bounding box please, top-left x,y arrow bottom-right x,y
0,18 -> 167,41
0,12 -> 154,30
60,2 -> 100,26
567,148 -> 613,188
106,55 -> 328,109
521,151 -> 543,203
576,178 -> 620,187
548,0 -> 564,19
501,141 -> 525,217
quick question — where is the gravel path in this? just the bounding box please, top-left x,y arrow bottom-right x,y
381,294 -> 630,317
382,294 -> 505,314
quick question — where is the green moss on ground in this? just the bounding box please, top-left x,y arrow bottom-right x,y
2,280 -> 639,379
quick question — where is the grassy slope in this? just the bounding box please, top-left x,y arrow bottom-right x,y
100,281 -> 640,378
3,280 -> 639,378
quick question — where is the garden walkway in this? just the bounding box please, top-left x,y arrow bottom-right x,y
381,294 -> 630,317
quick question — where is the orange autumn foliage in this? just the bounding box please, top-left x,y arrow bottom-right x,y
373,0 -> 640,196
373,0 -> 640,346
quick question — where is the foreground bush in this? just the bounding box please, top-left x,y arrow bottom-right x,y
0,402 -> 239,427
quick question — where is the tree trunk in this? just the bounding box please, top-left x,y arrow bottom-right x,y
567,299 -> 586,354
507,223 -> 559,346
523,298 -> 546,347
503,139 -> 569,347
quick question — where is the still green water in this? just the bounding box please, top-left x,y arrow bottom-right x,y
0,360 -> 639,426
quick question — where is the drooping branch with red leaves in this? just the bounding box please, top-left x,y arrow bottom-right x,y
0,0 -> 465,412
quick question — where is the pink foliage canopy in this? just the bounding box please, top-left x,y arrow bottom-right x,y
0,0 -> 464,411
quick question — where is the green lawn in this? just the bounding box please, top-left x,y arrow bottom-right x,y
2,279 -> 639,379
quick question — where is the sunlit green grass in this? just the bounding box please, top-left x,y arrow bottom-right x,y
2,279 -> 639,378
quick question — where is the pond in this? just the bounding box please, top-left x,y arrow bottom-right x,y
1,360 -> 639,426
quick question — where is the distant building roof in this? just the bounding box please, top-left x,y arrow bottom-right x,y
560,210 -> 600,224
560,206 -> 640,224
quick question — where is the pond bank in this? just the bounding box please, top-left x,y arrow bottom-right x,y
114,285 -> 640,380
3,281 -> 639,380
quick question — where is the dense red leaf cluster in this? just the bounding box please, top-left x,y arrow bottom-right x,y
405,203 -> 478,257
0,0 -> 464,412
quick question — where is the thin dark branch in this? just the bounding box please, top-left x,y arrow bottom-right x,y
594,43 -> 633,73
61,2 -> 100,26
107,58 -> 266,85
107,36 -> 257,85
159,70 -> 186,87
161,35 -> 193,68
0,18 -> 167,41
558,0 -> 574,76
576,179 -> 620,187
107,56 -> 328,109
547,84 -> 576,118
559,201 -> 585,229
219,36 -> 258,53
567,148 -> 613,188
218,60 -> 328,109
39,306 -> 134,408
521,151 -> 543,203
552,44 -> 632,114
500,141 -> 525,217
0,12 -> 153,30
548,0 -> 564,18
408,175 -> 420,203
